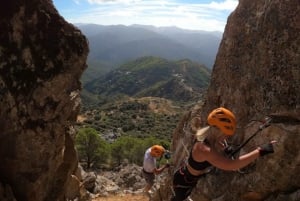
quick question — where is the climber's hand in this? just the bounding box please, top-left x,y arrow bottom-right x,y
258,141 -> 276,157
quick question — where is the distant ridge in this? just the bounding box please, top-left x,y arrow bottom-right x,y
76,24 -> 221,83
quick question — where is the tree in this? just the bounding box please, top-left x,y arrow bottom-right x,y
75,127 -> 109,169
110,136 -> 134,166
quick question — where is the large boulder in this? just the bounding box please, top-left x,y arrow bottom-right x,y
0,0 -> 88,200
157,0 -> 300,201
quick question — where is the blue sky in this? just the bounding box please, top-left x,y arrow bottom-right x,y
52,0 -> 238,32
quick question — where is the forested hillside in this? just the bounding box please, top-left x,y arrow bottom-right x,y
77,96 -> 182,141
83,56 -> 210,107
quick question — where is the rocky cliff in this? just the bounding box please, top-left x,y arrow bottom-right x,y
1,0 -> 299,201
0,0 -> 88,201
156,0 -> 300,201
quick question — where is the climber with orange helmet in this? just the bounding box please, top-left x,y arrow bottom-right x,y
171,107 -> 275,201
142,145 -> 170,195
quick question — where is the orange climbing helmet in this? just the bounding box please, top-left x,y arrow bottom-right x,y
207,107 -> 236,135
150,145 -> 165,157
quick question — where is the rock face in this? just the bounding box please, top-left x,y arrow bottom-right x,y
202,0 -> 299,121
156,0 -> 300,201
0,1 -> 88,201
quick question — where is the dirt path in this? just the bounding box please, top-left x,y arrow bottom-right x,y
92,193 -> 149,201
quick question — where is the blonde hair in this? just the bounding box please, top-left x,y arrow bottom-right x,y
195,126 -> 210,142
195,126 -> 225,151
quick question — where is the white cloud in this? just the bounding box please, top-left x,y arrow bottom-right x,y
64,0 -> 238,31
72,0 -> 80,4
207,0 -> 238,10
87,0 -> 143,3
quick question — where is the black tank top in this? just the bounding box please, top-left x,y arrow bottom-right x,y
188,141 -> 212,171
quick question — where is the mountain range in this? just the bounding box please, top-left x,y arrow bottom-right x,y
74,25 -> 215,141
76,24 -> 222,83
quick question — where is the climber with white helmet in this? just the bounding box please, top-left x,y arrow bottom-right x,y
142,145 -> 170,194
171,107 -> 275,201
